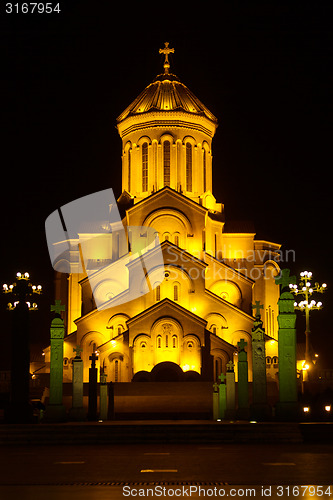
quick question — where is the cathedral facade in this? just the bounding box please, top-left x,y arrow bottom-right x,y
45,45 -> 280,384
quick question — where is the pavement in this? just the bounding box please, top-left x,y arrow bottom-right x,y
1,420 -> 333,445
0,442 -> 332,499
1,422 -> 332,499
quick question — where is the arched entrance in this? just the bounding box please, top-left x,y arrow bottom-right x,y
151,361 -> 184,382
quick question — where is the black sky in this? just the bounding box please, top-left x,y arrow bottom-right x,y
1,1 -> 332,366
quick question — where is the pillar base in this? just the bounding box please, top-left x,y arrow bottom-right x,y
45,404 -> 67,422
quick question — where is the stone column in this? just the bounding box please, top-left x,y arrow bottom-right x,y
108,382 -> 115,420
99,367 -> 108,421
69,345 -> 85,421
275,269 -> 298,420
212,382 -> 219,420
46,301 -> 66,421
225,361 -> 236,419
218,373 -> 226,419
236,339 -> 250,419
251,302 -> 270,420
88,351 -> 98,421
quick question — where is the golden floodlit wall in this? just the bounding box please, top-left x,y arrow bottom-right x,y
46,50 -> 281,385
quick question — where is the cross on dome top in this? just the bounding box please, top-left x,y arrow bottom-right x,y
159,42 -> 174,74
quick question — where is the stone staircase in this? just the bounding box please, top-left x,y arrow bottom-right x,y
0,421 -> 305,445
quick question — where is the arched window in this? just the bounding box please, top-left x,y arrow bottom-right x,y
172,335 -> 178,348
203,149 -> 207,192
142,142 -> 148,191
115,359 -> 119,382
173,284 -> 179,302
163,141 -> 171,186
174,234 -> 179,247
186,143 -> 192,191
157,335 -> 162,348
156,285 -> 161,302
128,149 -> 131,192
266,356 -> 272,365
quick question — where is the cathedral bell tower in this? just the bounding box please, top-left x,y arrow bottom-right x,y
116,43 -> 219,209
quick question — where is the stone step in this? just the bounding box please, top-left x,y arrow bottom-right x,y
0,422 -> 304,445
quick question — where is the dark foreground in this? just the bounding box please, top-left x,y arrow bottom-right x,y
0,442 -> 332,498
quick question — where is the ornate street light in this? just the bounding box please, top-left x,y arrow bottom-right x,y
289,271 -> 326,366
2,272 -> 42,423
3,272 -> 42,310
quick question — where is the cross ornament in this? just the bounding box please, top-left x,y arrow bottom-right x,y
73,345 -> 83,358
218,372 -> 226,384
226,360 -> 235,372
275,268 -> 296,291
89,351 -> 98,369
50,299 -> 65,316
238,338 -> 247,351
252,300 -> 263,318
159,42 -> 174,74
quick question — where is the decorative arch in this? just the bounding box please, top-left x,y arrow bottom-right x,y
211,348 -> 230,381
143,208 -> 193,240
151,317 -> 183,365
159,132 -> 175,144
92,278 -> 127,309
264,260 -> 280,279
133,332 -> 151,345
133,333 -> 153,374
209,280 -> 242,307
123,140 -> 132,153
181,333 -> 201,374
231,330 -> 251,347
202,140 -> 211,154
107,313 -> 130,338
182,135 -> 196,146
137,135 -> 152,146
205,313 -> 228,338
80,330 -> 105,382
105,351 -> 129,382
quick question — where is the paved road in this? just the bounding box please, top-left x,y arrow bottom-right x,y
0,444 -> 332,499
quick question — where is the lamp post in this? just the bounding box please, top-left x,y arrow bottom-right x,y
2,272 -> 42,422
289,271 -> 326,368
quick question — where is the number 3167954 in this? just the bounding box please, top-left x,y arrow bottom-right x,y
5,3 -> 61,13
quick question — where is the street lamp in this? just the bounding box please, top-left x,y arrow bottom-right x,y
289,271 -> 326,366
2,272 -> 42,423
3,272 -> 42,310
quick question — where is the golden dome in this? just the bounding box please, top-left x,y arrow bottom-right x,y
117,72 -> 218,124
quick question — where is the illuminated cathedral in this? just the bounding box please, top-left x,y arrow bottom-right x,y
43,44 -> 281,385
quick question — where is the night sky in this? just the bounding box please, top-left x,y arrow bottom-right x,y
1,2 -> 332,367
